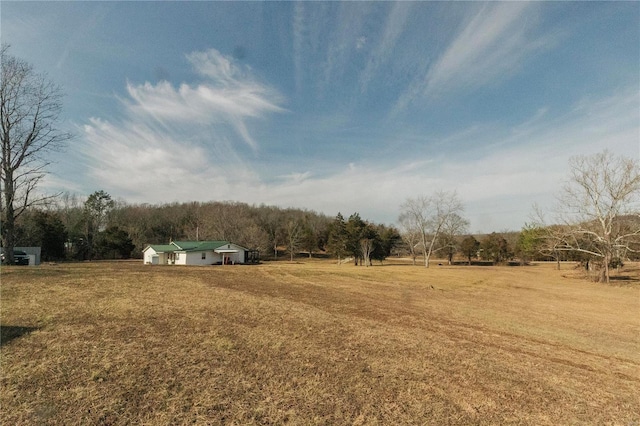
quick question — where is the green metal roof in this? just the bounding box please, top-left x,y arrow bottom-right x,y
145,244 -> 177,253
146,241 -> 248,253
171,241 -> 229,252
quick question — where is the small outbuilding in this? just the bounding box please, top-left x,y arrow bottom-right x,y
143,240 -> 254,265
14,247 -> 41,265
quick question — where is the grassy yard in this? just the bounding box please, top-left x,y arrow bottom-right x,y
1,260 -> 639,425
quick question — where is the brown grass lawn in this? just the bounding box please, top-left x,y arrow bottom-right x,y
1,260 -> 639,425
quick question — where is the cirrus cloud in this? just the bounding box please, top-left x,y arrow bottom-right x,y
121,49 -> 284,150
78,48 -> 283,199
393,2 -> 559,112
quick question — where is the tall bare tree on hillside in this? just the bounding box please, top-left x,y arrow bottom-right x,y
399,191 -> 466,267
553,151 -> 640,282
1,45 -> 71,262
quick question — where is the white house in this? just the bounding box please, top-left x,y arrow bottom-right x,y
143,240 -> 254,265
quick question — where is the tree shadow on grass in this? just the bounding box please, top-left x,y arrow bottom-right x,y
609,275 -> 640,284
1,325 -> 39,346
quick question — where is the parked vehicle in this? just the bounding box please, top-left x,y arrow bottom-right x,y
1,250 -> 30,265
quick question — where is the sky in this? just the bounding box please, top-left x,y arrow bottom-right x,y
2,1 -> 638,232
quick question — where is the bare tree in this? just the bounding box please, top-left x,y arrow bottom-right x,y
182,201 -> 203,241
256,205 -> 285,259
399,196 -> 431,267
399,191 -> 466,268
554,151 -> 640,282
301,213 -> 327,258
286,220 -> 302,262
1,45 -> 71,262
398,212 -> 420,265
438,212 -> 469,264
360,238 -> 374,267
526,206 -> 567,270
84,191 -> 114,233
237,222 -> 270,255
200,201 -> 245,241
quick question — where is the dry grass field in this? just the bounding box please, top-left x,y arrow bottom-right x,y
1,260 -> 639,425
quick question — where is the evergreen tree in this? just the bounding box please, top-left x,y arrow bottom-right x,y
372,224 -> 401,264
94,226 -> 135,259
460,235 -> 480,265
346,213 -> 366,265
327,212 -> 348,264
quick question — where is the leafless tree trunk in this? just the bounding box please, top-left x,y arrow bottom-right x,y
360,238 -> 374,267
237,222 -> 271,255
286,220 -> 302,262
1,45 -> 71,262
400,196 -> 431,267
399,213 -> 420,265
439,213 -> 469,265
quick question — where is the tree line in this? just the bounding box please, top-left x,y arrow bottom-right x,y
5,152 -> 640,285
5,188 -> 542,267
394,151 -> 640,282
9,191 -> 405,264
2,46 -> 638,281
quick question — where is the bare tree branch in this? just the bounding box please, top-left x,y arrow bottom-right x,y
550,150 -> 640,282
399,191 -> 466,268
1,45 -> 71,262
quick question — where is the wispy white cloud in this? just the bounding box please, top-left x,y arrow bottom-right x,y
82,117 -> 208,181
56,5 -> 110,69
10,1 -> 638,235
256,87 -> 639,230
426,3 -> 535,93
358,2 -> 412,94
186,49 -> 245,84
291,2 -> 337,95
1,12 -> 54,50
292,2 -> 305,93
74,48 -> 283,200
394,2 -> 557,112
121,49 -> 284,150
291,2 -> 378,98
62,77 -> 637,233
439,88 -> 639,229
78,114 -> 263,203
319,2 -> 372,96
277,171 -> 312,184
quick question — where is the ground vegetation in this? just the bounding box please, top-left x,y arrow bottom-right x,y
1,261 -> 638,424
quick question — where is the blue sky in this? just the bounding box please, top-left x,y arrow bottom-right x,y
2,1 -> 638,232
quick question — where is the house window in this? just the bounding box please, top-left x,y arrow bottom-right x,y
202,252 -> 206,260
